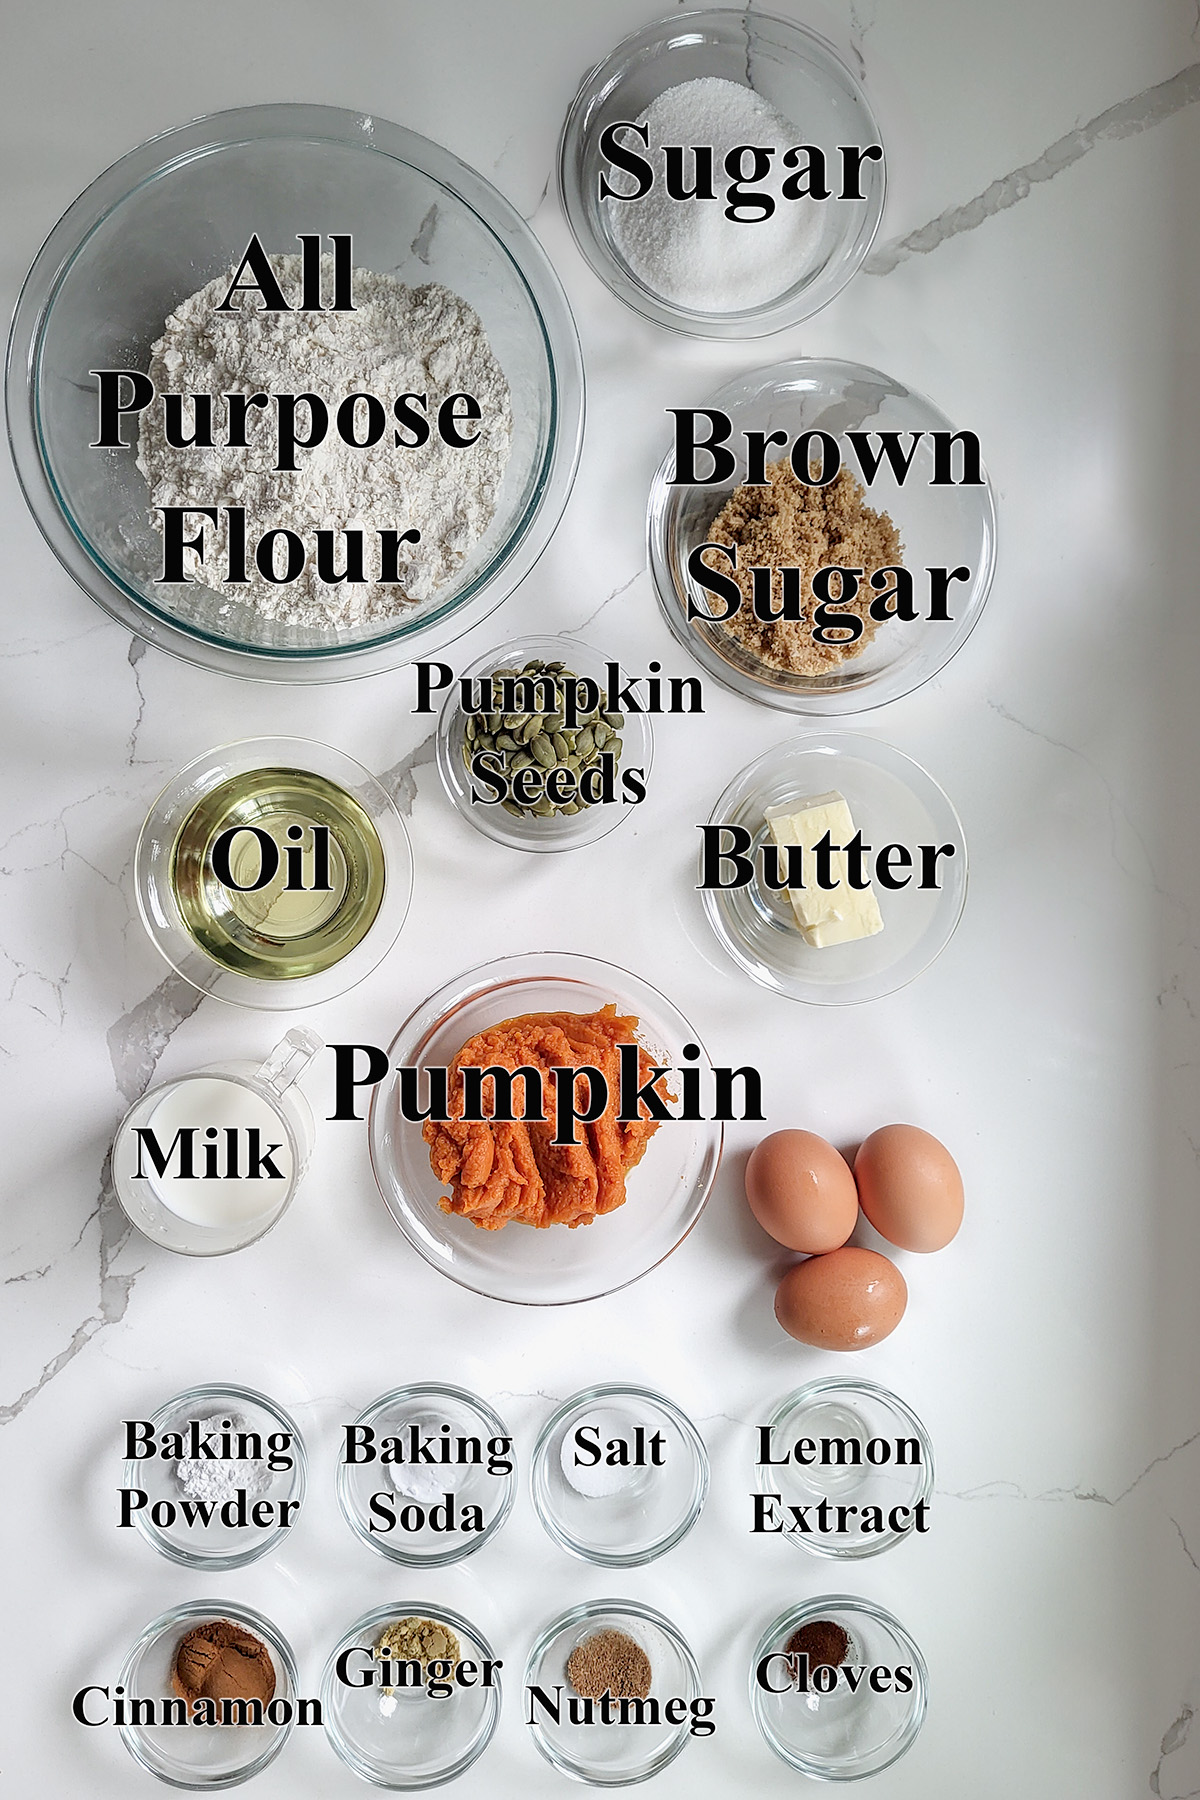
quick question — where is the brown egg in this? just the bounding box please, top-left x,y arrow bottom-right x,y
774,1247 -> 907,1350
744,1130 -> 859,1254
854,1125 -> 964,1253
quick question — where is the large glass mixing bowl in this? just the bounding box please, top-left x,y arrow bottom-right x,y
6,104 -> 584,681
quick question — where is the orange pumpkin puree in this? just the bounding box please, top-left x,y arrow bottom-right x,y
422,1007 -> 667,1230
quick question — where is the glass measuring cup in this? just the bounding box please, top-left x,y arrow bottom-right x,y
111,1029 -> 321,1255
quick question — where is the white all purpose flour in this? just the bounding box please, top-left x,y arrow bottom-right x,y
137,255 -> 512,630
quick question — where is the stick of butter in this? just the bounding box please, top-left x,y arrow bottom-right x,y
764,791 -> 885,948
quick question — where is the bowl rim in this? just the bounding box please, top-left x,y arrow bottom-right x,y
6,101 -> 585,683
366,950 -> 724,1306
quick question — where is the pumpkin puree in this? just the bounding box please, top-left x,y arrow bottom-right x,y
422,1007 -> 667,1230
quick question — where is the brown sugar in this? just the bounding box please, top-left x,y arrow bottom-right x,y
702,460 -> 904,677
422,1006 -> 667,1231
566,1628 -> 652,1700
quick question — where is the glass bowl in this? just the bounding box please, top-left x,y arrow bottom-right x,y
531,1384 -> 708,1566
525,1598 -> 703,1785
750,1596 -> 927,1779
336,1384 -> 516,1567
559,9 -> 884,336
135,737 -> 412,1009
7,103 -> 584,681
755,1379 -> 933,1559
110,1030 -> 320,1257
321,1601 -> 500,1789
116,1598 -> 299,1788
367,952 -> 723,1305
648,359 -> 997,711
121,1384 -> 306,1571
702,733 -> 968,1004
434,634 -> 653,854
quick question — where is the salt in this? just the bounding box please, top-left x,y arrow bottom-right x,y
560,1408 -> 646,1499
604,76 -> 823,313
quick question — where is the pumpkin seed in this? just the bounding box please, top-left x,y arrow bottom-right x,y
531,735 -> 556,768
603,710 -> 623,729
552,732 -> 570,761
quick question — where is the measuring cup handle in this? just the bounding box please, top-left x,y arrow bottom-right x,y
255,1028 -> 323,1097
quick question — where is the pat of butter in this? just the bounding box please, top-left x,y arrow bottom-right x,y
764,791 -> 885,948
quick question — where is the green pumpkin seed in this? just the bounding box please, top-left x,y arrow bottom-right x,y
496,732 -> 519,752
531,735 -> 556,768
576,727 -> 594,758
501,799 -> 524,817
531,795 -> 555,817
603,710 -> 623,729
521,715 -> 543,741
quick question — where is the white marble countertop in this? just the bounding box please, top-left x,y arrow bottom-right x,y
3,1 -> 1199,1793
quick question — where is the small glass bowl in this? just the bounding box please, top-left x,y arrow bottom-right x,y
367,952 -> 723,1306
702,733 -> 968,1004
755,1379 -> 933,1559
337,1385 -> 516,1567
434,634 -> 653,854
135,736 -> 413,1010
321,1601 -> 500,1789
532,1385 -> 708,1567
525,1599 -> 703,1785
121,1384 -> 306,1571
648,359 -> 997,712
117,1598 -> 299,1789
559,10 -> 885,336
750,1596 -> 927,1779
8,103 -> 584,681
